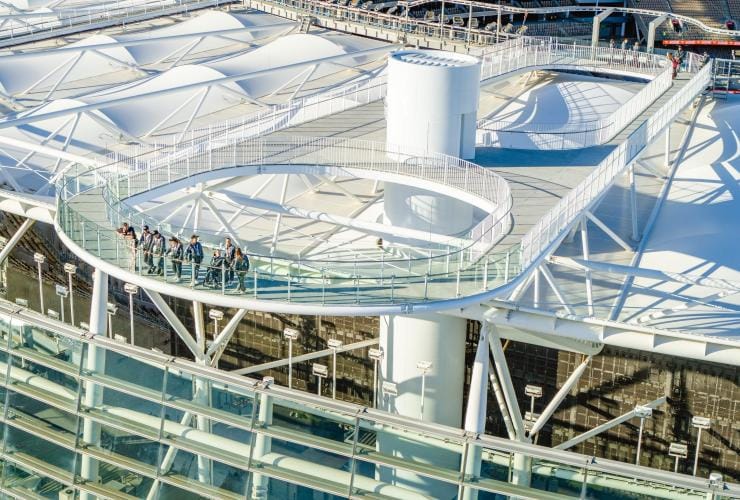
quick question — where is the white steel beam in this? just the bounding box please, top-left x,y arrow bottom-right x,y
80,268 -> 108,500
580,218 -> 594,316
555,396 -> 667,450
0,217 -> 34,265
201,194 -> 242,247
584,211 -> 633,252
192,300 -> 211,484
206,308 -> 249,361
528,356 -> 591,437
461,323 -> 490,500
145,411 -> 194,500
487,363 -> 516,440
635,290 -> 737,324
488,325 -> 526,440
539,263 -> 575,315
144,290 -> 205,361
232,338 -> 379,375
207,190 -> 471,248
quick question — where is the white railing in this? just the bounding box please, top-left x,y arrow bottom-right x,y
118,37 -> 677,158
476,38 -> 677,149
160,73 -> 388,148
0,0 -> 230,44
62,136 -> 513,268
519,61 -> 712,266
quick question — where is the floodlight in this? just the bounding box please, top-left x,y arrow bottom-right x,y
416,360 -> 432,372
14,298 -> 28,307
33,253 -> 45,264
47,309 -> 60,320
668,443 -> 688,458
312,363 -> 328,377
283,327 -> 300,340
525,385 -> 543,398
106,303 -> 118,315
635,406 -> 653,419
691,416 -> 711,429
209,309 -> 224,321
55,285 -> 69,298
382,381 -> 398,396
63,263 -> 77,274
124,283 -> 139,294
328,339 -> 343,349
368,348 -> 383,361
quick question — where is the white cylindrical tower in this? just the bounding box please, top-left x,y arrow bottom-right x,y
378,313 -> 467,498
377,49 -> 481,499
386,50 -> 481,159
384,50 -> 481,242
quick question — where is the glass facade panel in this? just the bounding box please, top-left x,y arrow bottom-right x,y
1,459 -> 72,499
267,395 -> 356,456
0,303 -> 729,500
74,452 -> 155,498
3,425 -> 75,482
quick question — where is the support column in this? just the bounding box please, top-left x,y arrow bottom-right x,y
251,380 -> 274,499
629,164 -> 640,241
378,313 -> 466,497
591,9 -> 614,49
664,125 -> 672,167
0,218 -> 34,287
647,15 -> 668,53
80,268 -> 108,500
192,301 -> 211,485
489,326 -> 531,488
460,323 -> 489,500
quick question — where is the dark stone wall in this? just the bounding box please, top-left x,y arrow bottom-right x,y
489,339 -> 739,481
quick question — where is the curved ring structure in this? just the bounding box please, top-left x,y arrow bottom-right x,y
56,136 -> 516,314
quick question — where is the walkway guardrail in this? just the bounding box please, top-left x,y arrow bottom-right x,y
476,38 -> 686,149
0,0 -> 232,46
519,61 -> 712,266
57,136 -> 517,305
133,37 -> 673,153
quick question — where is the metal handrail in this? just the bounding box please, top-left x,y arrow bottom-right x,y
520,61 -> 713,266
476,38 -> 679,149
0,0 -> 232,42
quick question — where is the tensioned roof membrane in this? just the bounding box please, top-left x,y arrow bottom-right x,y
0,11 -> 294,98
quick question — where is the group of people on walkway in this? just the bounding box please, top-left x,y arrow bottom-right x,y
117,224 -> 251,292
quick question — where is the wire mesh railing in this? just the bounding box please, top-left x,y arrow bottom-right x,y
0,0 -> 231,44
56,136 -> 518,305
476,38 -> 685,149
519,60 -> 712,266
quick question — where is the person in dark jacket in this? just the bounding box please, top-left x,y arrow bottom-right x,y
150,231 -> 165,276
167,237 -> 184,281
224,237 -> 236,283
140,225 -> 153,272
185,234 -> 204,285
233,247 -> 250,292
205,249 -> 225,287
676,45 -> 686,72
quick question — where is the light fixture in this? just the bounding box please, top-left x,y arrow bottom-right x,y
668,442 -> 688,473
691,416 -> 711,476
312,363 -> 328,397
382,381 -> 398,397
284,327 -> 300,389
